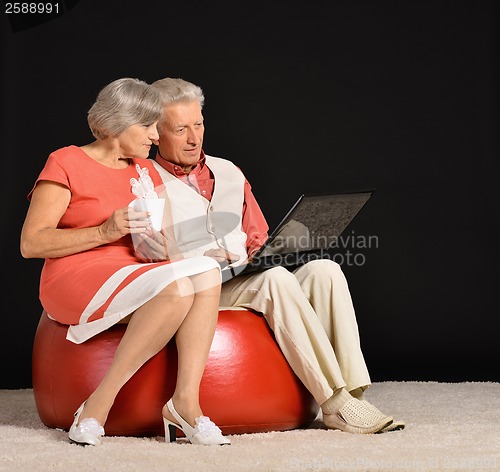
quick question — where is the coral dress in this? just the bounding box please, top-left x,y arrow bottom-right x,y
29,146 -> 220,344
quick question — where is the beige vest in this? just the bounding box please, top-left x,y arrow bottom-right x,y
152,156 -> 248,261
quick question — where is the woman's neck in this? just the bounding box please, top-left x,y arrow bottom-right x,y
80,140 -> 130,169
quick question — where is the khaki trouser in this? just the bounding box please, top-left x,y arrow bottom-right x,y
220,259 -> 371,405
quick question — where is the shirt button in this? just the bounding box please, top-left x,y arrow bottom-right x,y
202,190 -> 207,195
210,206 -> 214,211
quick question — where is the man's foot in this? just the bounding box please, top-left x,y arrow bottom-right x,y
359,399 -> 405,433
323,397 -> 393,434
377,419 -> 406,433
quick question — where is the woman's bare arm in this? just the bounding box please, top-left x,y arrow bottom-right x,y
20,180 -> 149,259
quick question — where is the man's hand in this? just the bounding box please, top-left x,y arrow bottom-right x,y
203,248 -> 240,266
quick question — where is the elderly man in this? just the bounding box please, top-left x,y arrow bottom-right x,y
149,77 -> 404,434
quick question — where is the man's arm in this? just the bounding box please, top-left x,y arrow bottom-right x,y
241,179 -> 269,257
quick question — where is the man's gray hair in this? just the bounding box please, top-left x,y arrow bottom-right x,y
151,77 -> 205,109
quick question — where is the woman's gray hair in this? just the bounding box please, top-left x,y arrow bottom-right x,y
88,78 -> 162,140
151,78 -> 205,109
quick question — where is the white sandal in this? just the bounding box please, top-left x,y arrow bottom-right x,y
163,399 -> 231,445
68,401 -> 105,446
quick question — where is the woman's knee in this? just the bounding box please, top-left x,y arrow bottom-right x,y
158,277 -> 196,304
190,267 -> 222,295
127,278 -> 195,326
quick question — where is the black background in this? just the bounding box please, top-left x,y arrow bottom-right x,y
2,0 -> 499,389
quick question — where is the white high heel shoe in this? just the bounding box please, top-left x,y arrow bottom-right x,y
68,402 -> 105,446
163,399 -> 231,445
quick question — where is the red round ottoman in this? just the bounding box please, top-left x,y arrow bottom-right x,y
32,308 -> 319,437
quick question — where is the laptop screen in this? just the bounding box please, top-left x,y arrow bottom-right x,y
258,190 -> 374,257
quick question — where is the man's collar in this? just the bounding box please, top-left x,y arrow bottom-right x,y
156,150 -> 206,176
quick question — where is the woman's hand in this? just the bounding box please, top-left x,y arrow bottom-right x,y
132,228 -> 170,262
98,207 -> 151,242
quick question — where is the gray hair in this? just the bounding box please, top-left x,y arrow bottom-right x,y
151,77 -> 205,109
88,78 -> 163,140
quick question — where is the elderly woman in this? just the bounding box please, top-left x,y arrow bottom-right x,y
20,78 -> 230,446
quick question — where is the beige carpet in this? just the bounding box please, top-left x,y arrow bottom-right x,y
1,381 -> 499,472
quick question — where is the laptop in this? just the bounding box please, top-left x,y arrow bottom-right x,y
221,189 -> 375,282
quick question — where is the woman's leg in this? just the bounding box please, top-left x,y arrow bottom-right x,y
76,275 -> 197,425
162,268 -> 222,426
